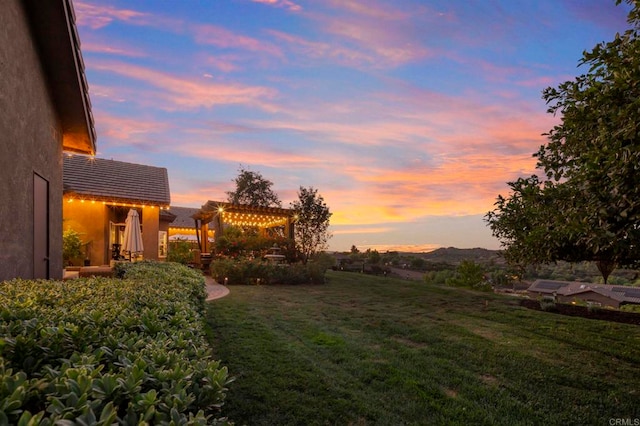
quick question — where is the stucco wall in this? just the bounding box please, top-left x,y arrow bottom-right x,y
142,208 -> 160,261
0,0 -> 64,280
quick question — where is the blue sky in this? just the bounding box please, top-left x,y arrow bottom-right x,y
73,0 -> 631,252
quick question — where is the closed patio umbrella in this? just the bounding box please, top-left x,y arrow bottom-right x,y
122,209 -> 144,261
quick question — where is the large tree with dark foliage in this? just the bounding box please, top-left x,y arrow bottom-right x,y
291,186 -> 332,264
486,0 -> 640,283
226,166 -> 281,207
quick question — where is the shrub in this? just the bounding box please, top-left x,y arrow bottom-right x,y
539,296 -> 557,312
210,258 -> 327,285
424,269 -> 455,285
167,239 -> 195,264
0,262 -> 232,424
210,257 -> 248,285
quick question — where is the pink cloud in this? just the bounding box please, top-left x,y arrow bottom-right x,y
174,140 -> 325,169
93,112 -> 171,143
191,24 -> 283,58
201,54 -> 242,73
325,0 -> 412,21
304,0 -> 435,67
267,30 -> 381,67
82,40 -> 147,58
251,0 -> 302,12
89,60 -> 277,110
74,1 -> 149,29
170,184 -> 229,207
76,2 -> 283,61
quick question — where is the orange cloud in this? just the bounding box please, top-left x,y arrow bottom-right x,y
331,226 -> 393,235
173,139 -> 326,169
356,243 -> 440,253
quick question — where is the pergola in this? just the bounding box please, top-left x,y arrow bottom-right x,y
193,200 -> 297,254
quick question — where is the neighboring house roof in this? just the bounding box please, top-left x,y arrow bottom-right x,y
160,209 -> 177,223
63,156 -> 170,207
168,207 -> 202,229
528,280 -> 640,305
23,0 -> 96,155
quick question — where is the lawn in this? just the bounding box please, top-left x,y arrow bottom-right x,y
205,270 -> 640,425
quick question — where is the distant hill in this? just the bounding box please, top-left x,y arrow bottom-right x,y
421,247 -> 503,265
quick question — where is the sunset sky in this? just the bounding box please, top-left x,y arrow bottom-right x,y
74,0 -> 630,252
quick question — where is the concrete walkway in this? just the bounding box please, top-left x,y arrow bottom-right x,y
204,275 -> 230,301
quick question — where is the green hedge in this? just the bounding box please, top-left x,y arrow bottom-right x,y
0,261 -> 232,425
210,258 -> 326,285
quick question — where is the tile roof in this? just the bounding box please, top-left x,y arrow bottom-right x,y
168,206 -> 202,229
63,155 -> 170,206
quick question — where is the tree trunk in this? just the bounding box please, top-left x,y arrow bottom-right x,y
595,260 -> 616,284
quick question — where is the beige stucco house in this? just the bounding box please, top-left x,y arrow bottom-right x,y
63,156 -> 172,266
0,0 -> 96,280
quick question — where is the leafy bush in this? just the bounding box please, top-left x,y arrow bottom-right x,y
0,261 -> 232,425
62,228 -> 83,265
445,260 -> 491,291
167,239 -> 195,264
210,258 -> 326,285
539,296 -> 557,312
424,269 -> 456,285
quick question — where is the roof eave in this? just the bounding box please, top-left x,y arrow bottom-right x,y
23,0 -> 96,155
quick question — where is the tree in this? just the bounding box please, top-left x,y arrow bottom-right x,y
366,248 -> 381,265
226,166 -> 281,207
445,260 -> 488,290
486,0 -> 640,283
291,186 -> 332,264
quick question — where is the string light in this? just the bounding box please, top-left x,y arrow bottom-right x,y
65,197 -> 168,210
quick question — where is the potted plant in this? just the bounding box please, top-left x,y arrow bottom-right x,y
63,228 -> 83,266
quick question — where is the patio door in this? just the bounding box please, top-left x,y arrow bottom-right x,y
109,221 -> 126,260
33,173 -> 49,279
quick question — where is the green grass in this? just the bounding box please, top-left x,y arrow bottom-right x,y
205,270 -> 640,425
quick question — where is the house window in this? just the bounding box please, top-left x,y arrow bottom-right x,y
158,231 -> 168,258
